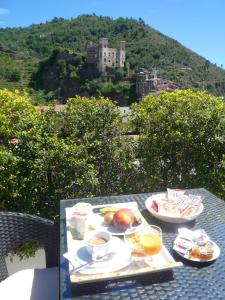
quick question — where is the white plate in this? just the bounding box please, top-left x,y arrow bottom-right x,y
90,204 -> 143,235
145,193 -> 204,223
90,213 -> 142,236
72,237 -> 131,274
173,240 -> 220,262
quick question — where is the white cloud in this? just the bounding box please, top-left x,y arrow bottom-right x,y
0,8 -> 9,15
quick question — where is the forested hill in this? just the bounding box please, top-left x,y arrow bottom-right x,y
0,14 -> 225,102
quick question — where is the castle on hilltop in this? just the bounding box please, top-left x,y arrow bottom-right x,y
86,38 -> 125,72
86,39 -> 180,100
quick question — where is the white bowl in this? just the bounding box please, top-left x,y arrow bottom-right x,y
145,193 -> 204,223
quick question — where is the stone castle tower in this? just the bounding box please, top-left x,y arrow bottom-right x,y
86,38 -> 125,72
136,69 -> 157,98
136,68 -> 181,100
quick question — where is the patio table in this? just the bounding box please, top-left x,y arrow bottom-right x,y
60,188 -> 225,300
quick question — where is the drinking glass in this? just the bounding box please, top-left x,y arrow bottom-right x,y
124,225 -> 162,260
139,225 -> 162,256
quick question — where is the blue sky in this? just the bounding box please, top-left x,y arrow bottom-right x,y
0,0 -> 224,67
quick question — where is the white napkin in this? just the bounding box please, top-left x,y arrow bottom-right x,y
63,252 -> 80,271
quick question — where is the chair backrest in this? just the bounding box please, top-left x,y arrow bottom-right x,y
0,211 -> 59,282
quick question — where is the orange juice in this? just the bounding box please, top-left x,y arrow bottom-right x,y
140,233 -> 162,255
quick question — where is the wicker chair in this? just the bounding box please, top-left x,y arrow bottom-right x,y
0,211 -> 59,300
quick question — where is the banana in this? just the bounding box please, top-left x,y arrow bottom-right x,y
99,206 -> 120,215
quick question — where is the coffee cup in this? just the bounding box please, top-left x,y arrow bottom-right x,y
84,231 -> 112,258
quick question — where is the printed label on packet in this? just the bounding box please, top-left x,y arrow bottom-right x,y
167,188 -> 185,203
193,229 -> 210,246
174,236 -> 194,255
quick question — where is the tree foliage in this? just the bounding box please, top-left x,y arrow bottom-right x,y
0,89 -> 224,219
131,89 -> 225,198
0,90 -> 135,218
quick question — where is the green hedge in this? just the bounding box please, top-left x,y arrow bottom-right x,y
0,90 -> 135,218
131,89 -> 225,198
0,89 -> 224,218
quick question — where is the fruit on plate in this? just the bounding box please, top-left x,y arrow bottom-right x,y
104,212 -> 115,225
99,206 -> 120,215
113,208 -> 135,230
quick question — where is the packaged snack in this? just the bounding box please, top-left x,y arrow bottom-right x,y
151,189 -> 203,218
158,201 -> 180,217
167,188 -> 185,203
174,228 -> 215,261
181,205 -> 199,218
193,229 -> 210,246
173,236 -> 193,255
189,241 -> 214,260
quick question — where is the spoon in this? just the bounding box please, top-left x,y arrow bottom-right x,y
63,251 -> 116,274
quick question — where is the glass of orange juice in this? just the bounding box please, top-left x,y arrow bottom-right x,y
124,225 -> 162,260
139,225 -> 162,256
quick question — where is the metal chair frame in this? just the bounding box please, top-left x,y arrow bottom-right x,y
0,211 -> 59,282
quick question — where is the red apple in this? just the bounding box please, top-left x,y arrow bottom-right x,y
113,208 -> 134,230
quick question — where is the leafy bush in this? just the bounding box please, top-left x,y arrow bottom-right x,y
60,96 -> 136,196
6,69 -> 21,82
0,88 -> 224,220
0,90 -> 135,218
131,89 -> 225,199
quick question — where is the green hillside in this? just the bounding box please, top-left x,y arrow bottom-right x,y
0,15 -> 225,102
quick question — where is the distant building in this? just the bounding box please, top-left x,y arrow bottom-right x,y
119,106 -> 130,124
86,38 -> 125,72
136,69 -> 157,98
136,69 -> 181,99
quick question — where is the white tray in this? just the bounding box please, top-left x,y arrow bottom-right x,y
65,202 -> 182,284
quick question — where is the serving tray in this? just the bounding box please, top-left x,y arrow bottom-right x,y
65,202 -> 182,284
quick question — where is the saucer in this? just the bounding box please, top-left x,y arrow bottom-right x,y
72,237 -> 131,274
